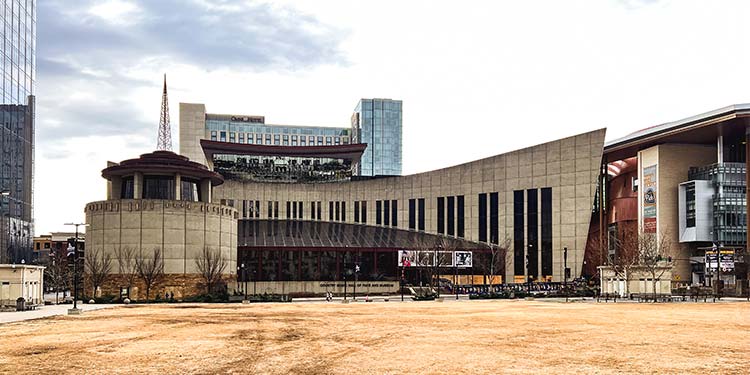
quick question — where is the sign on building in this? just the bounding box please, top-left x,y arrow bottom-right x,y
643,165 -> 657,233
455,251 -> 473,268
705,250 -> 734,270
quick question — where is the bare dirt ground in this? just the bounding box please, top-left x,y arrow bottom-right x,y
1,299 -> 748,374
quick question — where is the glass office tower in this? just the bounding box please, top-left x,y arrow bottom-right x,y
0,0 -> 35,264
351,98 -> 402,176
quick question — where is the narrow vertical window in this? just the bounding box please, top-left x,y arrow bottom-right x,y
286,201 -> 291,219
376,201 -> 382,225
513,191 -> 524,277
317,201 -> 322,220
527,189 -> 538,280
329,202 -> 334,221
418,198 -> 425,231
384,200 -> 390,226
478,193 -> 487,242
342,201 -> 346,222
335,201 -> 340,221
447,196 -> 455,236
541,187 -> 553,278
437,197 -> 445,234
457,195 -> 465,238
490,192 -> 499,244
408,199 -> 416,230
354,201 -> 360,223
391,200 -> 397,227
361,201 -> 367,223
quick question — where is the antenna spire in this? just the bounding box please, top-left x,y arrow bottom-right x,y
157,73 -> 172,151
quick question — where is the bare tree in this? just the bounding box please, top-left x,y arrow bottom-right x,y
45,248 -> 70,304
115,246 -> 138,297
431,236 -> 458,298
135,248 -> 165,302
479,236 -> 511,287
195,246 -> 227,295
85,248 -> 113,298
637,231 -> 674,300
607,225 -> 640,296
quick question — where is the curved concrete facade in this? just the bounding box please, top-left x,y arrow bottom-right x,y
84,151 -> 238,299
85,199 -> 237,275
213,129 -> 606,282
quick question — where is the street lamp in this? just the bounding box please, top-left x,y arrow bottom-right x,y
564,247 -> 568,303
64,222 -> 86,315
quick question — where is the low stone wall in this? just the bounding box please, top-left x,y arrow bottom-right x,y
230,280 -> 400,297
85,273 -> 234,301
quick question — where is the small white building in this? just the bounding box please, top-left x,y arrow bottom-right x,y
0,264 -> 45,307
599,265 -> 673,297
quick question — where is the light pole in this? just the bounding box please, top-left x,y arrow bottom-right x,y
564,247 -> 568,303
454,249 -> 459,300
64,222 -> 86,315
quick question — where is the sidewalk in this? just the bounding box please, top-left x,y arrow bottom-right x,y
0,304 -> 118,325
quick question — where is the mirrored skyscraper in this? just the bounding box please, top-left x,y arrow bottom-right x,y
1,0 -> 35,263
351,98 -> 402,176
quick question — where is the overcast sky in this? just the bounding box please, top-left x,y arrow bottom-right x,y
35,0 -> 750,234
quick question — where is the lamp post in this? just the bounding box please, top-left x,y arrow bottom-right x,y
564,247 -> 568,303
64,222 -> 86,315
454,250 -> 459,300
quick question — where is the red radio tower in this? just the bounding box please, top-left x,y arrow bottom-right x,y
157,74 -> 172,151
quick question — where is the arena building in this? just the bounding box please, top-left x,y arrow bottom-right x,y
593,104 -> 750,294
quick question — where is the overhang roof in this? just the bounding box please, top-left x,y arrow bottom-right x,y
200,140 -> 367,161
102,151 -> 224,185
604,104 -> 750,162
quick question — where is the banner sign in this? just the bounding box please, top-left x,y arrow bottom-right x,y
455,251 -> 473,268
398,250 -> 472,268
643,165 -> 657,233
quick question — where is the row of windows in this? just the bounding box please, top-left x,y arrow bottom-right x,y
408,198 -> 426,231
353,201 -> 367,224
512,188 -> 553,279
436,196 -> 465,238
205,120 -> 349,137
328,201 -> 346,222
375,200 -> 398,227
210,131 -> 350,146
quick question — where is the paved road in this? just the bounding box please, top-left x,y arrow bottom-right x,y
0,304 -> 118,325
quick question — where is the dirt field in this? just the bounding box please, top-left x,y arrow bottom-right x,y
1,299 -> 749,374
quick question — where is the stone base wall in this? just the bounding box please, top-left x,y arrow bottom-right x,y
228,280 -> 400,297
84,273 -> 234,301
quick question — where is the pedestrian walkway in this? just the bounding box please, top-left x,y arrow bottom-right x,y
0,304 -> 118,325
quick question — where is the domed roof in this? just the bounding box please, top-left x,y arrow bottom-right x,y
101,150 -> 224,185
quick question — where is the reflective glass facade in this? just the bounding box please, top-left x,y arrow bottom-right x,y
351,98 -> 402,176
1,0 -> 35,264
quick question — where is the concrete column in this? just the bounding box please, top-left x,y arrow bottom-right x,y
134,172 -> 143,199
717,135 -> 724,165
200,179 -> 211,203
110,176 -> 122,200
175,173 -> 181,201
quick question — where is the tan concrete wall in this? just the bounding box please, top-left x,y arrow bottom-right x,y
179,103 -> 207,164
213,129 -> 606,283
638,144 -> 715,282
85,199 -> 237,278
